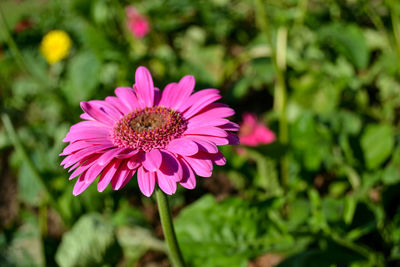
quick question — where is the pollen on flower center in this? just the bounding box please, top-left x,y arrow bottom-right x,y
111,106 -> 187,151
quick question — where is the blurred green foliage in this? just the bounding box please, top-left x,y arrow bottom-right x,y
0,0 -> 400,266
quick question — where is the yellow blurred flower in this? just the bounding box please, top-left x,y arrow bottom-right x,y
40,30 -> 72,64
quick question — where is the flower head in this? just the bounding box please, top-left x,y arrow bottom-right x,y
60,66 -> 239,196
40,30 -> 72,64
125,6 -> 150,39
239,113 -> 275,146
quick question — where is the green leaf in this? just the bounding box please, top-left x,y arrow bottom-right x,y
319,23 -> 369,69
62,51 -> 101,104
361,124 -> 394,169
55,213 -> 121,267
175,195 -> 294,267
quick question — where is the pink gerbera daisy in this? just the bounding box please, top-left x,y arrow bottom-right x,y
60,66 -> 239,196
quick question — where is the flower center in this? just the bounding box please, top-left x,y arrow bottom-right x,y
111,107 -> 187,151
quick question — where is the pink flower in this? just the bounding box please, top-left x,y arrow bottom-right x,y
125,6 -> 150,39
239,113 -> 275,146
60,66 -> 239,197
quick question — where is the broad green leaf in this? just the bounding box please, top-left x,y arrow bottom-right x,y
175,195 -> 294,267
319,23 -> 369,69
62,51 -> 101,104
55,213 -> 121,267
361,124 -> 394,169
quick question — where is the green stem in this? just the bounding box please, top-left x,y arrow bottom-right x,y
156,189 -> 185,267
255,0 -> 289,190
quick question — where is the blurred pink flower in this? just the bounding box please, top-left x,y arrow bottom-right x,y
239,113 -> 275,146
60,66 -> 239,197
125,6 -> 150,39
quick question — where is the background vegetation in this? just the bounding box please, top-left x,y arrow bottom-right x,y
1,0 -> 400,266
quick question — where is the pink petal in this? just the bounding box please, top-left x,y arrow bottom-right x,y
61,145 -> 111,168
137,167 -> 155,197
187,135 -> 229,146
187,117 -> 229,129
69,155 -> 101,180
115,87 -> 141,111
210,152 -> 226,166
60,141 -> 93,156
142,149 -> 162,171
73,171 -> 91,196
220,122 -> 240,131
90,100 -> 123,120
156,171 -> 177,195
184,126 -> 228,137
159,151 -> 181,181
63,128 -> 110,142
80,101 -> 115,125
98,148 -> 126,166
135,66 -> 154,107
179,158 -> 196,189
97,159 -> 122,192
188,137 -> 219,154
179,89 -> 221,117
111,162 -> 133,190
182,156 -> 212,177
186,103 -> 235,121
127,152 -> 145,169
116,149 -> 140,159
166,138 -> 198,156
105,96 -> 131,114
159,76 -> 195,110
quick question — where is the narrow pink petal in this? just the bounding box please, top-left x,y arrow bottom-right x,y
73,171 -> 92,196
186,103 -> 235,121
137,167 -> 155,197
159,151 -> 181,181
159,76 -> 195,110
116,149 -> 140,159
209,152 -> 226,166
63,128 -> 108,142
80,113 -> 92,120
135,66 -> 154,107
179,89 -> 221,116
90,100 -> 123,120
184,126 -> 228,137
179,158 -> 196,189
97,159 -> 122,192
115,87 -> 141,111
98,148 -> 126,166
166,138 -> 198,156
127,151 -> 145,169
80,101 -> 115,125
142,149 -> 162,171
158,83 -> 176,107
61,145 -> 111,168
187,117 -> 229,129
182,156 -> 212,177
220,122 -> 240,131
69,120 -> 110,131
188,137 -> 219,154
69,155 -> 101,180
105,96 -> 131,114
111,162 -> 132,190
60,141 -> 93,156
156,171 -> 177,195
184,135 -> 229,146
